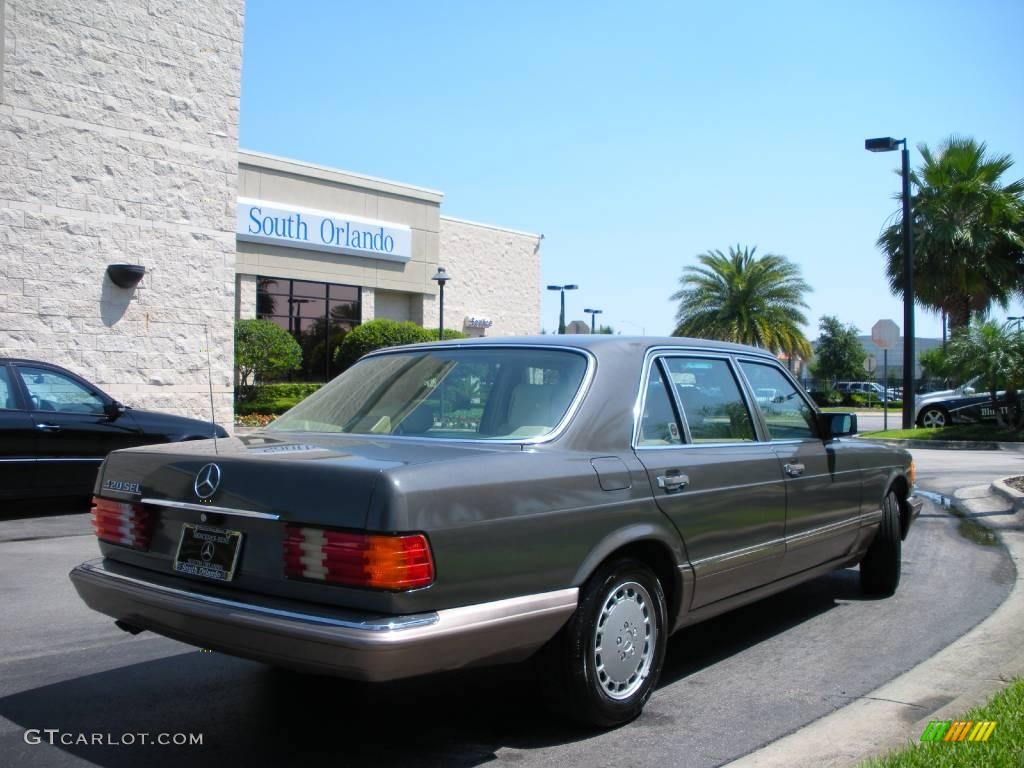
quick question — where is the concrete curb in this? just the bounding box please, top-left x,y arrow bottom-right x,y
857,437 -> 1022,451
992,478 -> 1024,512
724,483 -> 1024,768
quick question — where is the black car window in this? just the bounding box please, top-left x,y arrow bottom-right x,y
739,361 -> 818,440
17,367 -> 106,415
663,357 -> 756,443
0,367 -> 16,410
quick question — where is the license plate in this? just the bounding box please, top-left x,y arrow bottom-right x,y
174,524 -> 243,582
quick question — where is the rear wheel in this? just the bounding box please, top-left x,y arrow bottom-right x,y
537,558 -> 667,728
919,406 -> 949,428
860,490 -> 902,595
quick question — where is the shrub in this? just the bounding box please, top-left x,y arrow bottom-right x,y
809,390 -> 843,407
235,382 -> 323,415
427,328 -> 469,341
235,319 -> 302,387
235,413 -> 277,427
334,320 -> 468,371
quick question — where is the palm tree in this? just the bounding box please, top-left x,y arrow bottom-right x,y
671,245 -> 812,359
877,136 -> 1024,334
943,319 -> 1024,429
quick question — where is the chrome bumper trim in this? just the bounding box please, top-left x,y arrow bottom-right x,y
71,560 -> 436,631
140,498 -> 281,520
69,559 -> 578,681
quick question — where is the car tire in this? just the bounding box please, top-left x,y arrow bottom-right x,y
536,557 -> 667,728
860,490 -> 902,596
918,406 -> 949,428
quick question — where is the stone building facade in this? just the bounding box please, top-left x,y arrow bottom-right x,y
0,0 -> 243,424
0,1 -> 541,423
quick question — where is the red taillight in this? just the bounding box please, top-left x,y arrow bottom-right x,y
90,496 -> 155,551
284,526 -> 434,590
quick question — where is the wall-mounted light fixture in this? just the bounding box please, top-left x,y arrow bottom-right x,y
106,264 -> 146,289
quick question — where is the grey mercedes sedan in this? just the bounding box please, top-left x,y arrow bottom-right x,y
70,336 -> 922,727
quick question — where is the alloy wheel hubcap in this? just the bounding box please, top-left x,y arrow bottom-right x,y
922,410 -> 946,428
593,580 -> 655,700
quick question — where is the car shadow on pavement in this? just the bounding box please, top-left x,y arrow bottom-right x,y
0,497 -> 90,521
659,566 -> 873,688
0,568 -> 874,768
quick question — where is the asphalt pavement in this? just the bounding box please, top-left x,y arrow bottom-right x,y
0,447 -> 1020,768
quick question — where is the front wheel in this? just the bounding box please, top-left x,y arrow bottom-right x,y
919,406 -> 949,428
860,490 -> 902,595
537,558 -> 667,728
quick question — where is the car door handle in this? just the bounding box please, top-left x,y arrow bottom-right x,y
784,462 -> 805,477
35,423 -> 63,432
657,472 -> 690,492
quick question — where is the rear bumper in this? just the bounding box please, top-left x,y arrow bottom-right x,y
69,559 -> 578,682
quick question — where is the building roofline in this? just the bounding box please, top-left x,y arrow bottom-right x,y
440,214 -> 541,239
238,149 -> 445,204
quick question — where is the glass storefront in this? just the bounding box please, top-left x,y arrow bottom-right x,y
256,277 -> 361,381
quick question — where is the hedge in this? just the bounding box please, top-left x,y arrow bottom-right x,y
334,319 -> 467,371
235,382 -> 323,415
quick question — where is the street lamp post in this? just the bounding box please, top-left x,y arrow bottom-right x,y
431,267 -> 451,339
866,136 -> 915,429
1009,316 -> 1023,334
583,308 -> 603,334
547,284 -> 578,334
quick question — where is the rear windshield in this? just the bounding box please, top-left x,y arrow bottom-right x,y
268,347 -> 589,440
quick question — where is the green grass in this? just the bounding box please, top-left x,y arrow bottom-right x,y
862,425 -> 1024,442
860,678 -> 1024,767
822,405 -> 903,413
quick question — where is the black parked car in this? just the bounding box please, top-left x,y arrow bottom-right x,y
0,359 -> 228,500
915,386 -> 1023,428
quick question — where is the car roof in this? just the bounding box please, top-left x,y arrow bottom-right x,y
376,334 -> 779,359
0,358 -> 73,368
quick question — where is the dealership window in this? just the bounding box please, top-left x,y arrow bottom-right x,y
256,277 -> 361,381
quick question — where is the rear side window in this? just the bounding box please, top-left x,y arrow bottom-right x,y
663,357 -> 756,443
740,361 -> 817,440
638,363 -> 682,446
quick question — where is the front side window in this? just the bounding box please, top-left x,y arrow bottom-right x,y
0,367 -> 16,410
17,367 -> 106,415
269,348 -> 588,440
663,357 -> 756,443
740,361 -> 817,440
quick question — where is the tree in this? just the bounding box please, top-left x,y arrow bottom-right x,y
877,136 -> 1024,334
809,316 -> 867,383
333,319 -> 466,372
596,324 -> 615,335
918,346 -> 957,386
671,245 -> 812,359
235,319 -> 302,388
943,319 -> 1024,429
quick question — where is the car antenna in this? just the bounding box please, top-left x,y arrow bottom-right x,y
205,324 -> 219,455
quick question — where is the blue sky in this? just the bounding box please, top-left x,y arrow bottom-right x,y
239,0 -> 1024,339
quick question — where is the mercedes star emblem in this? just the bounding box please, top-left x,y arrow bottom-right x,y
194,463 -> 222,499
201,541 -> 216,563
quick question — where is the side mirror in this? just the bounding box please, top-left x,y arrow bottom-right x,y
820,412 -> 857,439
962,386 -> 975,395
104,400 -> 126,419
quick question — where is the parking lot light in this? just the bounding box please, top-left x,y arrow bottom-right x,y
865,136 -> 915,428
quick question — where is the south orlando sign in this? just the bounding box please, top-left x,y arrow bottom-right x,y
236,197 -> 412,263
